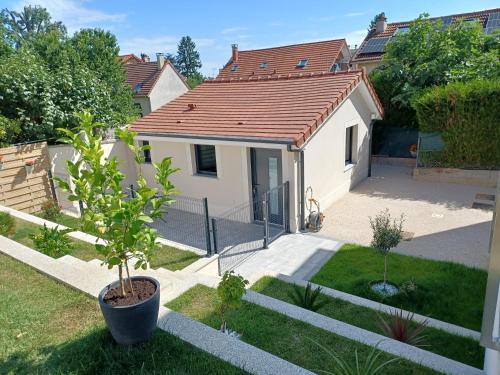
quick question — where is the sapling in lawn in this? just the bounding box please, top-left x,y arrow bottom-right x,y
56,112 -> 177,297
217,271 -> 248,333
369,209 -> 404,293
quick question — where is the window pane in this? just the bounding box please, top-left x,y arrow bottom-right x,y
142,140 -> 151,163
196,145 -> 217,175
269,157 -> 279,215
345,127 -> 352,164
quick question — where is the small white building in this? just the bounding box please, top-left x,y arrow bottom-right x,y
120,53 -> 189,117
130,69 -> 383,233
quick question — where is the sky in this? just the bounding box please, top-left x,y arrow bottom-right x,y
1,0 -> 499,76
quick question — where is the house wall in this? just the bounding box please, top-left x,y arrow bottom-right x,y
48,140 -> 137,215
355,60 -> 380,74
149,65 -> 189,112
303,85 -> 373,213
134,97 -> 152,117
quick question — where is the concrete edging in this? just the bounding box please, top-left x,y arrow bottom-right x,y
276,273 -> 481,341
244,290 -> 484,375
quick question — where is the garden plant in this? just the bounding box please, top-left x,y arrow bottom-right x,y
0,211 -> 15,236
30,224 -> 73,258
377,309 -> 428,347
40,199 -> 62,221
288,282 -> 329,312
369,209 -> 404,296
217,271 -> 248,334
56,111 -> 177,344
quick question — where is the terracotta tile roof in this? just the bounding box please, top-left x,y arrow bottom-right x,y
123,60 -> 188,97
118,54 -> 142,64
130,70 -> 383,147
217,39 -> 348,79
352,8 -> 500,63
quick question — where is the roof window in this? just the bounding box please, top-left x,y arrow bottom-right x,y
260,62 -> 268,69
231,64 -> 238,72
296,59 -> 308,68
133,83 -> 142,94
396,26 -> 410,34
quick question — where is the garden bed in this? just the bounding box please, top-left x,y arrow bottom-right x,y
311,244 -> 487,331
9,217 -> 200,271
252,276 -> 484,368
0,253 -> 246,375
166,284 -> 437,374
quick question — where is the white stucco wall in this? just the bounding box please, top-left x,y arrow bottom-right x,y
302,84 -> 374,213
149,65 -> 189,112
48,140 -> 137,215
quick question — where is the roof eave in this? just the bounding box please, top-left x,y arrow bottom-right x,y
133,131 -> 296,145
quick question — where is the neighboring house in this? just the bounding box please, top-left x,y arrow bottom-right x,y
351,8 -> 500,73
217,39 -> 352,79
119,53 -> 189,117
129,69 -> 383,232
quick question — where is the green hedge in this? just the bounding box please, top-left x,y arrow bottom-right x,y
412,80 -> 500,169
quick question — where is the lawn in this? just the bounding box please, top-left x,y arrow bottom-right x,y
252,276 -> 484,368
166,284 -> 437,374
0,253 -> 246,375
310,244 -> 488,331
11,216 -> 200,270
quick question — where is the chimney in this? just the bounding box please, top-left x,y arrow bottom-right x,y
156,52 -> 165,69
375,12 -> 387,33
231,44 -> 238,63
140,53 -> 150,62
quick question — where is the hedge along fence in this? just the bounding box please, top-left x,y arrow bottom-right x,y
412,80 -> 500,169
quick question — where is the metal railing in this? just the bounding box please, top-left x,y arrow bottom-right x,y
216,181 -> 289,275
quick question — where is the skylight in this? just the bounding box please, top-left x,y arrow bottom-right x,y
260,62 -> 268,69
231,64 -> 238,72
133,83 -> 142,94
296,59 -> 308,68
396,26 -> 410,34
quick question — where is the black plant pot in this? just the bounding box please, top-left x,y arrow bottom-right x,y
98,276 -> 160,345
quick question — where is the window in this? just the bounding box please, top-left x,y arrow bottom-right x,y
134,103 -> 143,117
231,64 -> 238,72
195,145 -> 217,176
133,83 -> 143,94
345,126 -> 354,165
296,59 -> 308,68
396,26 -> 410,34
141,140 -> 151,163
260,62 -> 268,69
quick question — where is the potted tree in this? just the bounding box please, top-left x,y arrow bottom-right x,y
369,209 -> 404,297
56,112 -> 177,345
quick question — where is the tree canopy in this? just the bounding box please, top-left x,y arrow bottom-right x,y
370,14 -> 500,128
0,5 -> 136,144
167,36 -> 204,88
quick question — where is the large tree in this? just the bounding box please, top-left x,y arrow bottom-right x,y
0,5 -> 66,47
174,36 -> 203,87
370,14 -> 500,128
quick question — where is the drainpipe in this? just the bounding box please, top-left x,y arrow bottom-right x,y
368,120 -> 375,177
287,145 -> 306,231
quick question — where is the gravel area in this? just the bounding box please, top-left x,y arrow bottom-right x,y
315,165 -> 494,269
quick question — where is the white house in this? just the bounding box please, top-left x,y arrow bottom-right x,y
120,53 -> 189,117
129,68 -> 383,233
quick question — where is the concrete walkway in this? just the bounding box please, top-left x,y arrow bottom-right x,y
316,165 -> 494,269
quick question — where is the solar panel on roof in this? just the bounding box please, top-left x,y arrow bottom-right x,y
485,11 -> 500,34
360,37 -> 390,54
395,26 -> 410,34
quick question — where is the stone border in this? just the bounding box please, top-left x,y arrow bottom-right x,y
274,273 -> 480,341
244,291 -> 484,375
0,236 -> 312,375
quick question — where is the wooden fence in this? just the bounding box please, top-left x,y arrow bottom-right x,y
0,141 -> 54,213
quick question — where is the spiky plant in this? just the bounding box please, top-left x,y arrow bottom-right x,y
288,282 -> 329,312
377,309 -> 428,347
310,338 -> 399,375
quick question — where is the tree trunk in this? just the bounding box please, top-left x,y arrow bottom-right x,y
219,306 -> 226,332
384,254 -> 388,287
124,259 -> 134,296
118,265 -> 126,297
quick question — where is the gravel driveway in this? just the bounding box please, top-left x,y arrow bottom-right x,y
315,164 -> 494,269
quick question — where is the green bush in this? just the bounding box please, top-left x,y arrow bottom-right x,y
0,212 -> 15,236
30,224 -> 73,258
412,80 -> 500,169
40,199 -> 61,221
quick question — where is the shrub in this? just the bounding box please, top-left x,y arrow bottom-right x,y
369,209 -> 404,286
377,309 -> 428,347
412,80 -> 500,169
217,271 -> 248,332
40,199 -> 61,221
0,212 -> 15,236
288,282 -> 328,312
30,224 -> 73,258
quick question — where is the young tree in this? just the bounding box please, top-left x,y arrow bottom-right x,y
56,112 -> 177,296
175,36 -> 202,78
217,271 -> 248,332
0,5 -> 66,47
369,209 -> 404,288
370,14 -> 500,128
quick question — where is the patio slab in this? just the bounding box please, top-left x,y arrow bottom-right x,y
315,164 -> 494,269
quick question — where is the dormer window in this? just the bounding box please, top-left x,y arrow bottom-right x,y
231,64 -> 238,72
296,59 -> 308,68
260,62 -> 268,69
133,83 -> 142,94
396,26 -> 410,34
